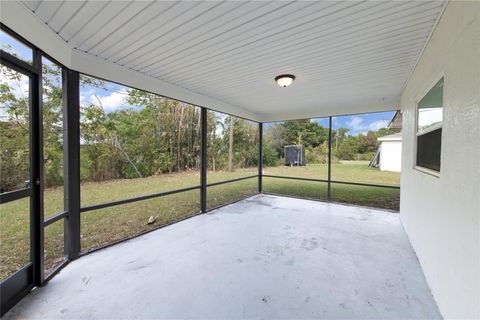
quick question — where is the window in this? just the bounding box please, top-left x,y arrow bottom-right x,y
416,78 -> 443,172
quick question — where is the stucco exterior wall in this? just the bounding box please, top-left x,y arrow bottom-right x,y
400,1 -> 480,319
379,141 -> 402,172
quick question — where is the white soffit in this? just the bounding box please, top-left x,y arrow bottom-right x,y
1,1 -> 446,122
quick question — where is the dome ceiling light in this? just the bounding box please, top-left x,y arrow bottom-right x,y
275,74 -> 295,87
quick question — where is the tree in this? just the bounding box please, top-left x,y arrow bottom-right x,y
42,60 -> 64,187
337,137 -> 358,160
0,65 -> 30,191
265,124 -> 286,158
262,139 -> 280,166
335,128 -> 349,150
282,119 -> 327,148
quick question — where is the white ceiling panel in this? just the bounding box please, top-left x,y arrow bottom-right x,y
67,2 -> 132,49
57,1 -> 108,42
5,0 -> 447,121
168,3 -> 438,86
46,1 -> 86,33
89,1 -> 174,57
101,2 -> 209,62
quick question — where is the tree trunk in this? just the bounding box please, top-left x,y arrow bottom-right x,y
228,116 -> 235,172
177,106 -> 184,171
112,135 -> 142,178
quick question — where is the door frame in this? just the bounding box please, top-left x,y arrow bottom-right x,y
0,48 -> 44,316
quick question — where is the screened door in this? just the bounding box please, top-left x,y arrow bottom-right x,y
0,60 -> 40,315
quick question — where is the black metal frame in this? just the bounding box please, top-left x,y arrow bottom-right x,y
262,176 -> 399,190
0,23 -> 401,316
263,175 -> 328,183
81,186 -> 201,213
63,69 -> 81,261
328,116 -> 332,199
0,188 -> 31,204
200,107 -> 207,213
258,123 -> 263,193
43,211 -> 68,227
31,48 -> 44,286
206,175 -> 258,188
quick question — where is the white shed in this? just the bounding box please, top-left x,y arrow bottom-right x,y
377,133 -> 402,172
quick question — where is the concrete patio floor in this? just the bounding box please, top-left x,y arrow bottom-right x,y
5,195 -> 440,319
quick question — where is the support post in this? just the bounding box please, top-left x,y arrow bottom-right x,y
63,69 -> 81,259
327,116 -> 332,201
258,122 -> 263,193
31,49 -> 44,285
200,107 -> 207,213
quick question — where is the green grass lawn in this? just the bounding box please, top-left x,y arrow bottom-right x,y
263,162 -> 400,210
264,161 -> 400,186
0,162 -> 399,279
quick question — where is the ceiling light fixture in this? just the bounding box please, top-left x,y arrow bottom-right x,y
275,74 -> 295,87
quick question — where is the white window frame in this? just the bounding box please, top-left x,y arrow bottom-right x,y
413,77 -> 444,177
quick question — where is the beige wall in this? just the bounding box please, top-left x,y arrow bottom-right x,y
400,1 -> 480,318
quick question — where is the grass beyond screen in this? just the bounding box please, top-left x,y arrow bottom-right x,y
207,177 -> 258,210
81,190 -> 200,252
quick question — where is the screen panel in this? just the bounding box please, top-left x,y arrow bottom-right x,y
206,111 -> 258,184
0,199 -> 30,280
42,57 -> 65,219
79,75 -> 201,208
263,118 -> 329,180
81,190 -> 200,252
44,219 -> 65,277
263,177 -> 328,201
331,111 -> 400,187
331,183 -> 400,211
207,178 -> 257,210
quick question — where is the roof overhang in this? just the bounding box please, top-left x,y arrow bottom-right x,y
378,134 -> 402,142
1,1 -> 446,122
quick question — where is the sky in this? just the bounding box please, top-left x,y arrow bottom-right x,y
0,30 -> 32,62
265,111 -> 396,136
2,30 -> 396,135
80,76 -> 133,114
331,111 -> 395,135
